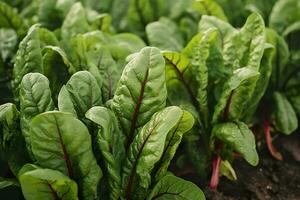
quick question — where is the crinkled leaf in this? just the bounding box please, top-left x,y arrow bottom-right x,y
86,106 -> 126,200
122,106 -> 184,199
30,111 -> 102,200
147,174 -> 205,200
111,47 -> 167,140
212,121 -> 259,166
163,51 -> 197,108
12,24 -> 43,102
58,71 -> 102,118
212,67 -> 259,123
183,29 -> 218,127
273,92 -> 298,135
19,164 -> 78,200
20,73 -> 54,157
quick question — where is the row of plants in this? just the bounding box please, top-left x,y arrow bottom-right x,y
0,0 -> 299,199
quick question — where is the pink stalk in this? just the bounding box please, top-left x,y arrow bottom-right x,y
209,155 -> 221,190
263,120 -> 283,161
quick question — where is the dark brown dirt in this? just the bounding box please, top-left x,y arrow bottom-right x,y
204,133 -> 300,200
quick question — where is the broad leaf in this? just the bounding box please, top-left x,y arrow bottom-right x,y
58,71 -> 102,118
12,24 -> 43,102
212,121 -> 259,166
122,106 -> 184,199
111,47 -> 167,141
147,174 -> 205,200
30,111 -> 102,199
20,73 -> 55,156
19,164 -> 78,200
212,67 -> 259,124
273,92 -> 298,134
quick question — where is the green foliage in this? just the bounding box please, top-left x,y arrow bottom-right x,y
1,0 -> 300,198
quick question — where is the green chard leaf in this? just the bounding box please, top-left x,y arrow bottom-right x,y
146,17 -> 184,51
61,2 -> 91,39
154,110 -> 195,181
58,71 -> 102,118
86,106 -> 126,200
273,92 -> 298,134
19,164 -> 78,200
19,73 -> 55,153
122,106 -> 185,199
212,67 -> 260,124
147,174 -> 205,200
0,1 -> 23,32
182,28 -> 218,128
212,121 -> 259,166
0,103 -> 29,175
30,111 -> 102,200
269,0 -> 300,34
88,47 -> 120,102
12,24 -> 43,102
192,0 -> 228,21
111,47 -> 167,141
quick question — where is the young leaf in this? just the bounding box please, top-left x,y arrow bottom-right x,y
111,47 -> 167,141
147,174 -> 205,200
273,92 -> 298,134
212,121 -> 259,166
86,106 -> 126,200
58,71 -> 102,118
19,164 -> 78,200
30,111 -> 102,200
12,24 -> 43,101
122,106 -> 184,199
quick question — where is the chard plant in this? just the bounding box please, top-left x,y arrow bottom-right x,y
146,13 -> 266,189
0,46 -> 205,199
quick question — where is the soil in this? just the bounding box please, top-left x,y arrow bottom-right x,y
203,133 -> 300,200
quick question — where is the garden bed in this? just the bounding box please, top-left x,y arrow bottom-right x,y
204,133 -> 300,200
